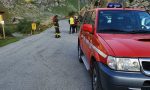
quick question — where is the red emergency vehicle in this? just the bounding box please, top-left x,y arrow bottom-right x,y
78,3 -> 150,90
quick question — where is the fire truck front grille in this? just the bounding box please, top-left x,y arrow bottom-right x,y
140,59 -> 150,76
142,62 -> 150,71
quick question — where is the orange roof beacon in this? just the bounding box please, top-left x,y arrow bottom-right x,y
78,3 -> 150,90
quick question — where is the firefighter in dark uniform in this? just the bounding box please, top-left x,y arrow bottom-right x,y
53,15 -> 61,38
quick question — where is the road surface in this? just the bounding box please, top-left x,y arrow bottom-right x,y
0,20 -> 91,90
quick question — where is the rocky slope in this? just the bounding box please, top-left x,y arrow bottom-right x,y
0,0 -> 78,23
126,0 -> 150,10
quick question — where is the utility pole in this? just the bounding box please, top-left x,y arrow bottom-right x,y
1,21 -> 5,39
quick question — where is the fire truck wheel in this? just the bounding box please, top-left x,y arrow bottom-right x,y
78,46 -> 83,63
92,62 -> 103,90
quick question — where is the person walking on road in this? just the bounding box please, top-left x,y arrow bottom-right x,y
69,16 -> 75,34
53,15 -> 61,38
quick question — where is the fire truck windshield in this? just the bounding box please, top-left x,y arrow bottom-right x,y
97,10 -> 150,34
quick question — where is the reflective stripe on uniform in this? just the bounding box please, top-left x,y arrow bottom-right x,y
55,33 -> 60,35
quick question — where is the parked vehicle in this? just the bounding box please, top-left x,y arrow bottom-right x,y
78,3 -> 150,90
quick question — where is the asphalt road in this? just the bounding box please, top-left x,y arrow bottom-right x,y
0,20 -> 91,90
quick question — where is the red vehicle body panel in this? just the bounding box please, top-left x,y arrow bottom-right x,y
78,7 -> 150,90
99,34 -> 150,58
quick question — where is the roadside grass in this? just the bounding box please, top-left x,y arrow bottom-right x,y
0,23 -> 47,47
0,37 -> 20,47
0,19 -> 49,47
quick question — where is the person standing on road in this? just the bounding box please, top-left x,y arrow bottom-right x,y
69,16 -> 75,34
53,15 -> 61,38
74,16 -> 79,33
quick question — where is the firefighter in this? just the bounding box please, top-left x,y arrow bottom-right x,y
74,16 -> 79,33
69,16 -> 75,34
53,15 -> 61,38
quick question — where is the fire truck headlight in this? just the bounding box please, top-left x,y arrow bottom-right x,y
107,56 -> 117,70
107,56 -> 140,71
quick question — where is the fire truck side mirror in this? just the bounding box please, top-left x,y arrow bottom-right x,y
81,24 -> 93,33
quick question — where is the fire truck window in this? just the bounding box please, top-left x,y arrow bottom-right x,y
97,10 -> 150,33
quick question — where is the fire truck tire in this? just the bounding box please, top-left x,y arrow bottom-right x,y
78,46 -> 83,63
92,61 -> 103,90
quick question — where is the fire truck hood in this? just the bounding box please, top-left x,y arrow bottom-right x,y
99,34 -> 150,57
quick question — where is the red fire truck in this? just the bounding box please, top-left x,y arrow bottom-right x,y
78,3 -> 150,90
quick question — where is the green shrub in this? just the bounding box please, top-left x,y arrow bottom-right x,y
36,21 -> 40,26
0,24 -> 17,37
5,26 -> 13,36
68,11 -> 76,16
17,19 -> 32,34
5,24 -> 17,33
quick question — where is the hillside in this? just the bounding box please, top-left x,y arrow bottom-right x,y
129,0 -> 150,9
0,0 -> 149,23
0,0 -> 78,23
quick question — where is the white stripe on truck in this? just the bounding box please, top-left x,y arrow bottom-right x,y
81,35 -> 107,58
